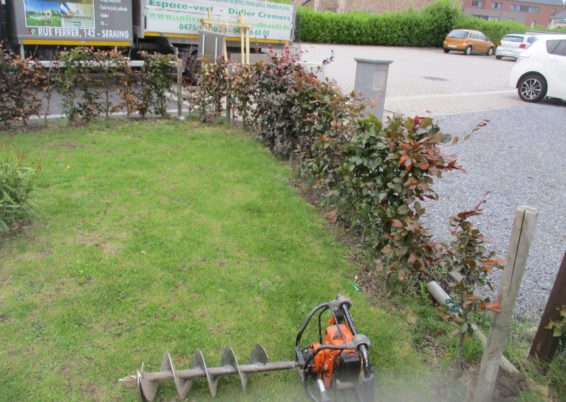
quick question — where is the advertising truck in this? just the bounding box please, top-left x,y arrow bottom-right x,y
4,0 -> 294,58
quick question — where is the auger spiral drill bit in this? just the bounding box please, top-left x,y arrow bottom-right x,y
119,296 -> 375,402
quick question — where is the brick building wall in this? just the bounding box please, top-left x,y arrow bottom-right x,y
341,0 -> 436,13
461,0 -> 566,27
295,0 -> 437,13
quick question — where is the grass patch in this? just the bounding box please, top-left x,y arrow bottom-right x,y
0,120 -> 440,401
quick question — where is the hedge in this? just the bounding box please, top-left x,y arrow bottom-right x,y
453,15 -> 527,45
295,0 -> 566,48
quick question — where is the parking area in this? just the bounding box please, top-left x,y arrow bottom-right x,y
297,43 -> 526,116
298,43 -> 566,319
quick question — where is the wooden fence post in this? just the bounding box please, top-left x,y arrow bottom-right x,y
529,250 -> 566,362
473,206 -> 538,402
226,63 -> 232,123
176,49 -> 183,120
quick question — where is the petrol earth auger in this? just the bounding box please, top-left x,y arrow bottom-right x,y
119,295 -> 375,402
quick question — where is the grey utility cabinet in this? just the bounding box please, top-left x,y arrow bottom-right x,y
354,58 -> 393,121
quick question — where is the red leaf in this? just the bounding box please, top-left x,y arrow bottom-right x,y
483,302 -> 501,312
381,245 -> 392,254
324,209 -> 338,223
391,219 -> 403,228
418,161 -> 430,170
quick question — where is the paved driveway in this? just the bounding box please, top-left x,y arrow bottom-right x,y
297,43 -> 524,116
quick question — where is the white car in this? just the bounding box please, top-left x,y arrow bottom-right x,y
509,35 -> 566,102
496,34 -> 538,60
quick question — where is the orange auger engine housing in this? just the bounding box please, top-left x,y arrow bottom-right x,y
309,320 -> 358,388
295,296 -> 374,402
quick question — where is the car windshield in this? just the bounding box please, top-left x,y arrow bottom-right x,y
448,30 -> 468,39
502,35 -> 523,42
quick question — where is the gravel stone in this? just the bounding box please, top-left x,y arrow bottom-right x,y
422,102 -> 566,320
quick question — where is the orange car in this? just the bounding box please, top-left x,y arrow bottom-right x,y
443,29 -> 495,56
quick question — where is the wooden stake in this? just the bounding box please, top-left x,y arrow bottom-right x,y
246,29 -> 250,65
240,14 -> 245,64
473,206 -> 538,402
226,64 -> 232,123
175,49 -> 182,119
529,250 -> 566,362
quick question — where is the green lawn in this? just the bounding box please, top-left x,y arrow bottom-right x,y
0,120 -> 436,401
26,14 -> 62,27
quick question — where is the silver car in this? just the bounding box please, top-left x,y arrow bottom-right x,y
496,34 -> 538,60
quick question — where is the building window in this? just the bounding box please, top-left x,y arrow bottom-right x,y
472,1 -> 484,8
491,2 -> 502,9
511,4 -> 539,13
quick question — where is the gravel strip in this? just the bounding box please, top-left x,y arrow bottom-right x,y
422,102 -> 566,320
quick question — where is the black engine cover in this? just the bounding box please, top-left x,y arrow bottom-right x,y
334,350 -> 362,384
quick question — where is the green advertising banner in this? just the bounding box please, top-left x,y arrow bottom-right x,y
145,0 -> 294,41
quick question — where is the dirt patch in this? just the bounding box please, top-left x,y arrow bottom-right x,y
0,313 -> 16,324
81,382 -> 104,402
61,364 -> 73,375
77,232 -> 104,246
53,142 -> 78,149
75,232 -> 127,256
100,241 -> 121,255
459,366 -> 527,402
19,250 -> 52,262
494,371 -> 528,401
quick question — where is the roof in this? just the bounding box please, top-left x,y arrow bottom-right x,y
551,9 -> 566,19
515,0 -> 565,5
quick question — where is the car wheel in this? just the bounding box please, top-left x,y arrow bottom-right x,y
443,48 -> 450,53
518,73 -> 547,103
464,46 -> 472,55
496,55 -> 502,60
487,47 -> 494,56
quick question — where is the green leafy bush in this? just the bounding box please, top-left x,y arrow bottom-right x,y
138,52 -> 175,118
190,57 -> 228,122
0,47 -> 44,128
57,48 -> 174,122
250,49 -> 362,159
57,47 -> 104,123
228,63 -> 260,127
91,49 -> 130,118
308,114 -> 461,283
441,199 -> 504,366
453,15 -> 527,46
0,150 -> 40,233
